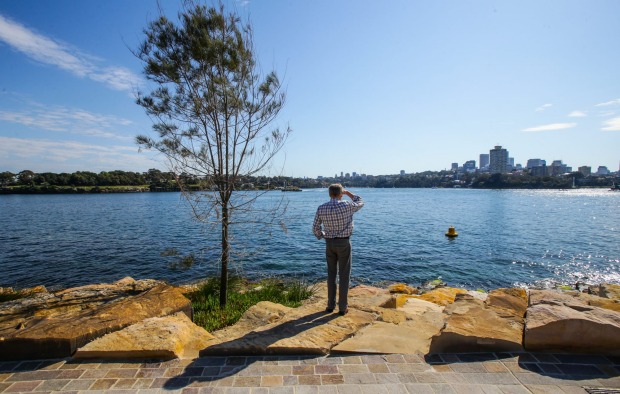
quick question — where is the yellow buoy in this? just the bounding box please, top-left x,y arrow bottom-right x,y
445,226 -> 458,237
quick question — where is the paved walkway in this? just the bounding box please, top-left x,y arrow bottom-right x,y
1,352 -> 619,393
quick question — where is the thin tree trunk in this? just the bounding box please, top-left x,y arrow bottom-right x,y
220,204 -> 229,308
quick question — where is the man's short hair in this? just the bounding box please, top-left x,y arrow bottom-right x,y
329,183 -> 343,197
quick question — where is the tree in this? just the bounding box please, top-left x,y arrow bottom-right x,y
0,171 -> 15,187
135,2 -> 290,307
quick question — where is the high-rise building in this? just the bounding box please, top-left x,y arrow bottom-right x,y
578,166 -> 591,176
463,160 -> 476,172
489,145 -> 509,174
479,154 -> 489,169
527,159 -> 546,169
451,163 -> 458,171
549,160 -> 571,176
597,166 -> 610,175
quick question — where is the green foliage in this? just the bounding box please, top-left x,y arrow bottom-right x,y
134,2 -> 291,308
186,276 -> 315,332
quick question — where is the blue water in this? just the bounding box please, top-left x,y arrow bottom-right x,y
1,188 -> 619,290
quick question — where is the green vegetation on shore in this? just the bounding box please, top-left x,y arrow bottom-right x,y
2,169 -> 618,193
186,276 -> 315,332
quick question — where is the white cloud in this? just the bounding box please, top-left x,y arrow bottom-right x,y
568,111 -> 587,117
535,103 -> 553,112
522,123 -> 577,132
595,99 -> 620,107
602,117 -> 620,131
0,14 -> 140,92
0,104 -> 133,140
0,136 -> 159,172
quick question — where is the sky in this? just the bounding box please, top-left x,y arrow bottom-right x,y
0,0 -> 619,178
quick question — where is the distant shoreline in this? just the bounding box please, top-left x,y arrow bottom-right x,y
1,185 -> 616,195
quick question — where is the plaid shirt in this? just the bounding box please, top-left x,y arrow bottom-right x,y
312,194 -> 364,239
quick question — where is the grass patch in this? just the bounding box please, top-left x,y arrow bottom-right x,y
186,276 -> 315,332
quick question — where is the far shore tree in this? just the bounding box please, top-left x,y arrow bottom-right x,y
134,2 -> 290,307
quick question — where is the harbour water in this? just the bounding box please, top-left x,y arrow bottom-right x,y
1,188 -> 619,290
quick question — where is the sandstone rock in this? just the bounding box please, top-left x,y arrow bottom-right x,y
334,306 -> 445,354
399,297 -> 445,316
429,288 -> 527,353
74,312 -> 215,360
413,287 -> 468,306
466,290 -> 488,302
0,281 -> 191,360
599,283 -> 620,300
382,294 -> 410,309
525,289 -> 620,355
332,318 -> 442,355
487,288 -> 528,318
376,308 -> 409,324
202,301 -> 377,356
348,285 -> 395,309
388,283 -> 418,295
588,283 -> 620,300
574,292 -> 620,313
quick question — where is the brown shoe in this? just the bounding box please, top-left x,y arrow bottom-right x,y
325,308 -> 334,313
338,308 -> 349,316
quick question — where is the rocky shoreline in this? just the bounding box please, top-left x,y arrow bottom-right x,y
1,277 -> 619,361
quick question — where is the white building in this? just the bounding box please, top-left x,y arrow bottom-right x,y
489,145 -> 509,174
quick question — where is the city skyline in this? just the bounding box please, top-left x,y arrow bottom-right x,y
1,1 -> 619,177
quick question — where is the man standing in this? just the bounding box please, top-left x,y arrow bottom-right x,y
312,184 -> 364,316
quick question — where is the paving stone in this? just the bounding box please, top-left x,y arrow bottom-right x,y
1,352 -> 618,393
413,372 -> 447,383
525,384 -> 566,394
317,386 -> 339,394
462,373 -> 520,385
374,373 -> 400,384
295,386 -> 319,394
337,364 -> 369,374
56,369 -> 85,379
490,385 -> 530,393
359,384 -> 390,393
529,354 -> 560,363
457,354 -> 498,363
90,378 -> 118,390
556,364 -> 607,377
297,375 -> 320,385
554,355 -> 611,365
447,383 -> 486,393
556,386 -> 588,394
314,365 -> 338,375
320,374 -> 344,384
429,383 -> 457,393
233,376 -> 261,387
63,378 -> 97,390
266,386 -> 294,394
387,363 -> 431,373
449,363 -> 488,373
33,378 -> 70,391
342,373 -> 376,384
403,383 -> 435,393
292,365 -> 315,375
368,364 -> 390,373
483,362 -> 510,373
3,380 -> 42,392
